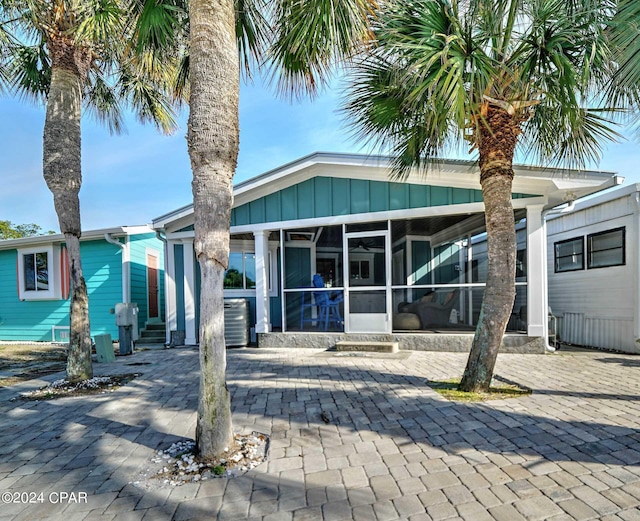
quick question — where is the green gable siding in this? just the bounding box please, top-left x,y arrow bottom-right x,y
411,240 -> 432,287
230,176 -> 538,226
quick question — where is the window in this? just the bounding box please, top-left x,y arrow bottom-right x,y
516,249 -> 527,278
24,251 -> 49,291
224,251 -> 274,293
587,227 -> 625,269
554,237 -> 584,273
350,259 -> 370,281
17,245 -> 62,300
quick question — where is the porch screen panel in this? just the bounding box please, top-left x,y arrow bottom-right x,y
284,246 -> 311,331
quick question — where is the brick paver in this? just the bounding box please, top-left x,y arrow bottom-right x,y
1,345 -> 640,519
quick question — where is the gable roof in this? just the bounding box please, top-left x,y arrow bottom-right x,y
152,152 -> 622,230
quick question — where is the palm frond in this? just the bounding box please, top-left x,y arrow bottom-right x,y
608,0 -> 640,137
236,0 -> 269,79
84,69 -> 125,134
118,62 -> 178,134
521,104 -> 624,169
75,0 -> 125,46
268,0 -> 377,99
342,0 -> 492,177
130,0 -> 187,54
8,40 -> 50,102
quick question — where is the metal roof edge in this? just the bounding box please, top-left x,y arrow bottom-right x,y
0,225 -> 154,250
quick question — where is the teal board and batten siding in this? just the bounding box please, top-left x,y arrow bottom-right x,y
231,177 -> 535,226
0,239 -> 124,341
129,233 -> 165,330
173,243 -> 283,341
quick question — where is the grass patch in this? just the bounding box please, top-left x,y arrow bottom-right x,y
0,344 -> 67,387
427,378 -> 531,402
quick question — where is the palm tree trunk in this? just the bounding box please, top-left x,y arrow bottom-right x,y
43,38 -> 93,383
459,106 -> 518,392
189,0 -> 237,459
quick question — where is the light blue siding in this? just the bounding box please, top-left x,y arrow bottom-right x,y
0,240 -> 121,341
129,233 -> 165,330
230,176 -> 538,225
0,233 -> 165,342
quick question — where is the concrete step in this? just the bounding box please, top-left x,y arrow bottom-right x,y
144,323 -> 166,331
335,340 -> 399,353
140,330 -> 165,336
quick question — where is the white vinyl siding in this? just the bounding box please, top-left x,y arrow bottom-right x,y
547,195 -> 636,353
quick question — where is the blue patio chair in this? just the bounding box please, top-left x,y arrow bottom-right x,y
312,274 -> 343,331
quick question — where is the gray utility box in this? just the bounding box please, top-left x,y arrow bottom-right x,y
115,303 -> 139,355
224,299 -> 250,347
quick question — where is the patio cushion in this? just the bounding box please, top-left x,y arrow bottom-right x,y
393,312 -> 421,330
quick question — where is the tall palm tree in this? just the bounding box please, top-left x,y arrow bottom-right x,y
186,0 -> 377,458
343,0 -> 626,392
1,0 -> 181,382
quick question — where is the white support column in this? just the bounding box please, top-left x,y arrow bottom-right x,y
182,239 -> 197,345
526,205 -> 547,339
254,231 -> 271,333
165,240 -> 177,344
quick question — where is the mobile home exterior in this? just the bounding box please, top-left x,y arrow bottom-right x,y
153,152 -> 620,352
547,184 -> 640,353
0,226 -> 165,342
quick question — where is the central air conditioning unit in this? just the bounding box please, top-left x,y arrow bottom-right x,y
224,299 -> 250,347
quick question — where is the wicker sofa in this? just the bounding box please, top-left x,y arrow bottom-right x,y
396,289 -> 460,328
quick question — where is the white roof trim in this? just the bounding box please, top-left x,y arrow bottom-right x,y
0,225 -> 155,251
547,181 -> 636,219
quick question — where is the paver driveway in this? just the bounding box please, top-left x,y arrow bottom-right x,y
1,346 -> 640,520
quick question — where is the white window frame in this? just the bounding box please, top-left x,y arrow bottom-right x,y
17,245 -> 62,301
224,250 -> 277,298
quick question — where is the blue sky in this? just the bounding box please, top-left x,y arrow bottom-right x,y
1,77 -> 638,233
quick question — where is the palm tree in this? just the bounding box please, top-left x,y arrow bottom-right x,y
343,0 -> 626,392
186,0 -> 377,458
1,0 -> 181,382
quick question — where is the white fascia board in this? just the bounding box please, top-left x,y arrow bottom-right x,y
0,225 -> 153,251
547,180 -> 636,218
152,203 -> 194,229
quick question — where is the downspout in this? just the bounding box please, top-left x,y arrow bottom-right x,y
540,201 -> 576,352
105,233 -> 130,303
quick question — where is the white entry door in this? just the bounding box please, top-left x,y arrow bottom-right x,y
345,232 -> 391,333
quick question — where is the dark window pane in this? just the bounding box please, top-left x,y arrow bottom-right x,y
224,252 -> 244,289
587,228 -> 624,269
36,252 -> 49,290
24,254 -> 35,291
244,253 -> 256,289
554,238 -> 584,273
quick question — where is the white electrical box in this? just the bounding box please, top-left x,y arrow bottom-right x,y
115,303 -> 138,327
